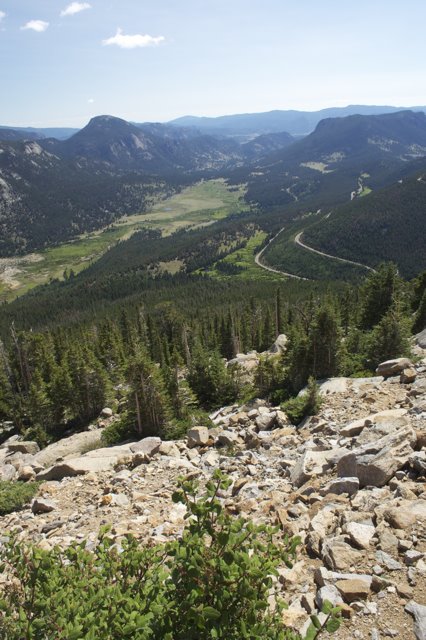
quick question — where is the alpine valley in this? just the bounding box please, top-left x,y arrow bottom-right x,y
0,104 -> 426,640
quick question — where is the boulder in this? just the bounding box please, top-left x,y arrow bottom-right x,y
100,407 -> 113,418
405,601 -> 426,640
0,464 -> 17,481
400,367 -> 417,384
415,329 -> 426,349
337,424 -> 416,487
322,538 -> 363,571
187,426 -> 209,448
217,430 -> 240,447
344,521 -> 375,549
335,579 -> 370,603
315,585 -> 344,609
35,431 -> 103,468
376,357 -> 413,377
255,412 -> 276,431
290,450 -> 331,487
36,444 -> 133,480
321,477 -> 359,497
383,500 -> 426,530
8,441 -> 40,455
130,437 -> 162,460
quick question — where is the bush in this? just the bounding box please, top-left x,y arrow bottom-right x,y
0,481 -> 40,516
0,471 -> 340,639
101,414 -> 137,446
281,377 -> 322,425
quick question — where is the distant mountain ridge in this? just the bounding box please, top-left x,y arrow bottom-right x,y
168,105 -> 426,137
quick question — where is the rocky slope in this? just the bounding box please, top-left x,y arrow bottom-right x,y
0,346 -> 426,639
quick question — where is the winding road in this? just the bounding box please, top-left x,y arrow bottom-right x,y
253,226 -> 376,280
294,232 -> 376,273
254,228 -> 310,280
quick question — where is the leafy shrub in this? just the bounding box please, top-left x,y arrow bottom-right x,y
101,414 -> 136,446
0,481 -> 40,516
0,471 -> 340,639
281,377 -> 322,425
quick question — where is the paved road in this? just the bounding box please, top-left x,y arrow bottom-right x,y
294,232 -> 376,273
254,228 -> 310,280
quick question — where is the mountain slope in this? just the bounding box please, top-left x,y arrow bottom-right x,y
227,110 -> 426,213
302,168 -> 426,277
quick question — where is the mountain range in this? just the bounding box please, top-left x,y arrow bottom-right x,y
0,108 -> 426,278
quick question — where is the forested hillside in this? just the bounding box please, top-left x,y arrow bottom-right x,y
302,172 -> 426,278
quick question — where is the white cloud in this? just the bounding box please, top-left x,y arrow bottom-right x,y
0,11 -> 6,22
21,20 -> 49,32
61,2 -> 91,17
88,98 -> 95,103
102,28 -> 165,49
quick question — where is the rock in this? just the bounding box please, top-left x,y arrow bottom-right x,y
415,329 -> 426,349
35,431 -> 103,468
375,551 -> 403,571
405,600 -> 426,640
345,521 -> 375,549
376,357 -> 413,377
8,441 -> 40,455
0,464 -> 17,481
335,579 -> 370,603
405,550 -> 424,566
337,424 -> 416,487
410,452 -> 426,476
17,465 -> 36,481
383,500 -> 426,530
290,450 -> 331,487
217,430 -> 240,447
31,498 -> 56,514
130,437 -> 162,460
100,407 -> 113,418
158,441 -> 181,457
315,585 -> 344,609
322,477 -> 359,497
322,538 -> 363,571
340,418 -> 370,438
268,334 -> 288,354
187,427 -> 210,448
37,444 -> 133,480
255,412 -> 276,431
401,368 -> 417,384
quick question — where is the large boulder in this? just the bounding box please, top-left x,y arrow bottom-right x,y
36,444 -> 133,481
290,450 -> 331,487
337,424 -> 416,487
35,431 -> 103,468
8,441 -> 40,455
187,427 -> 210,448
130,437 -> 161,460
376,357 -> 413,377
415,329 -> 426,349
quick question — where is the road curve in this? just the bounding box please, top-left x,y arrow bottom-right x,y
294,232 -> 376,273
254,228 -> 310,280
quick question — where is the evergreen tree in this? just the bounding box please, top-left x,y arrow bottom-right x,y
126,347 -> 172,437
367,307 -> 411,365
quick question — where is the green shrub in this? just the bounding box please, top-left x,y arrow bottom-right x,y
0,471 -> 340,639
0,481 -> 40,516
281,377 -> 322,426
101,414 -> 137,446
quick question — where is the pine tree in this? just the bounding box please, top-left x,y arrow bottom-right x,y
126,347 -> 172,437
367,307 -> 411,365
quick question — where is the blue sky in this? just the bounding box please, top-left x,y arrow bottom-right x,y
1,0 -> 426,127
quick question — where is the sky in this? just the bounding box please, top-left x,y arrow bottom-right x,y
1,0 -> 426,128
